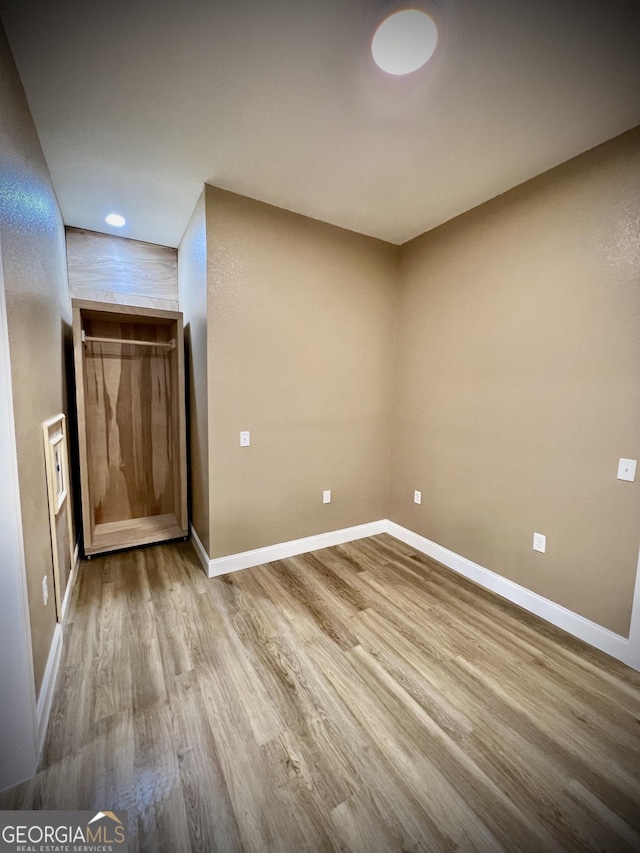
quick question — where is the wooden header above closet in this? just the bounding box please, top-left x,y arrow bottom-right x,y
66,228 -> 178,311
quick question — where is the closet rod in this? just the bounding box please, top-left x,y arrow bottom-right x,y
82,332 -> 175,350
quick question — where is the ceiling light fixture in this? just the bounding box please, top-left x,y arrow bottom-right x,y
105,213 -> 126,227
372,9 -> 438,75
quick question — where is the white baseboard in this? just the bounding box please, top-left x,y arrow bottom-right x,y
623,547 -> 640,671
190,524 -> 210,574
190,520 -> 387,578
384,521 -> 637,671
188,518 -> 638,671
36,542 -> 80,759
36,623 -> 63,755
60,544 -> 80,622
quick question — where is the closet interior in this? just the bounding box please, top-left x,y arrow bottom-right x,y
72,299 -> 188,556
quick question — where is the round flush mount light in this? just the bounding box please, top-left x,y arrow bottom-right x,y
105,213 -> 125,227
372,8 -> 438,75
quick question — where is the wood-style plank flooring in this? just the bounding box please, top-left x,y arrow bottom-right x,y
2,534 -> 639,852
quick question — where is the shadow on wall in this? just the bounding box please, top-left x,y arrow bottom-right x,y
62,317 -> 82,550
183,322 -> 193,527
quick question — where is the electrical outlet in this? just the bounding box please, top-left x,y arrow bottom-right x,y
240,431 -> 250,447
42,575 -> 49,606
323,490 -> 331,504
533,532 -> 546,553
414,490 -> 422,504
617,458 -> 637,482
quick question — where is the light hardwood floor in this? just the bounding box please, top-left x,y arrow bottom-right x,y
2,534 -> 639,852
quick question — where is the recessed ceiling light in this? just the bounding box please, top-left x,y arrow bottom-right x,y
105,213 -> 125,227
372,9 -> 438,75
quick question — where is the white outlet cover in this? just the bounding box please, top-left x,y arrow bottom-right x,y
617,458 -> 637,482
323,490 -> 331,504
533,532 -> 546,553
240,431 -> 250,447
414,490 -> 422,504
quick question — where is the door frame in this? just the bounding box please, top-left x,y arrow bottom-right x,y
0,235 -> 38,790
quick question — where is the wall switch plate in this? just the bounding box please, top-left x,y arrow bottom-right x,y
533,532 -> 546,553
414,490 -> 422,504
323,490 -> 331,504
42,575 -> 49,606
240,431 -> 250,447
617,458 -> 637,482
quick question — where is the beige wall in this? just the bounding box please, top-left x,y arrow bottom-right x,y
178,192 -> 210,553
66,227 -> 178,310
204,186 -> 398,558
390,128 -> 640,637
0,22 -> 72,695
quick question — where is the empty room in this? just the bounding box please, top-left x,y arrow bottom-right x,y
0,1 -> 639,851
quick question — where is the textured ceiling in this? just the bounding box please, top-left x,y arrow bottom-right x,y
1,0 -> 639,247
